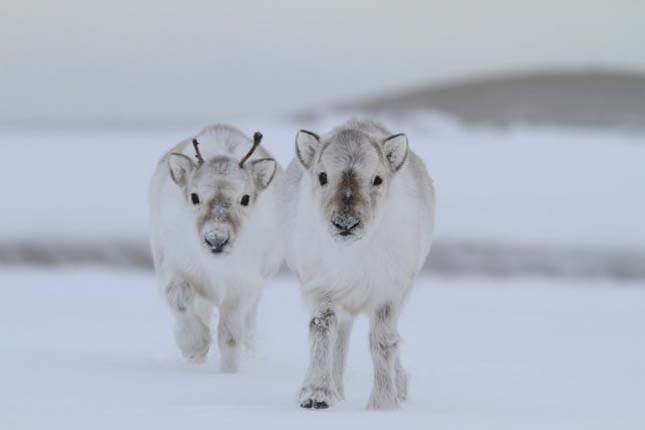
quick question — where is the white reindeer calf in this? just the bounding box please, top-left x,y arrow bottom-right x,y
281,120 -> 435,409
149,125 -> 283,372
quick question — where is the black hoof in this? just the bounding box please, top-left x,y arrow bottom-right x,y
313,401 -> 329,409
300,400 -> 313,409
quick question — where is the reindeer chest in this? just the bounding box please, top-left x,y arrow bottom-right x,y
293,226 -> 416,311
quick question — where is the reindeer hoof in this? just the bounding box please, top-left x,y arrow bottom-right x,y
300,400 -> 313,409
298,384 -> 338,409
313,401 -> 329,409
300,400 -> 329,409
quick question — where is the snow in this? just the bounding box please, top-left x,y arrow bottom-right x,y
1,114 -> 645,251
1,267 -> 643,429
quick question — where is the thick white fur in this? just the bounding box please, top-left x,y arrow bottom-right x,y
281,120 -> 435,409
149,125 -> 283,371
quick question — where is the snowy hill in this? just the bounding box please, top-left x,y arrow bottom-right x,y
307,70 -> 645,131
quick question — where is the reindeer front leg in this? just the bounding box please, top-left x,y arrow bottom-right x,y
165,279 -> 211,362
299,303 -> 340,409
332,311 -> 354,399
218,299 -> 245,373
367,302 -> 403,409
243,292 -> 261,355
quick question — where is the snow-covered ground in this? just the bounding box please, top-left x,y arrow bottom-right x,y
1,268 -> 643,429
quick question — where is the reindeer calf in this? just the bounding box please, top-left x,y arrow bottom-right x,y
149,125 -> 283,371
280,120 -> 435,409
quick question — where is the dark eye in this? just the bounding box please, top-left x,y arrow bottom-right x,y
240,194 -> 250,206
191,193 -> 200,205
318,172 -> 328,186
373,176 -> 383,186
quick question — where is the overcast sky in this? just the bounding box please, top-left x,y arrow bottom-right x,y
2,0 -> 644,123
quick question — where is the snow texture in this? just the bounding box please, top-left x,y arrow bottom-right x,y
1,268 -> 643,429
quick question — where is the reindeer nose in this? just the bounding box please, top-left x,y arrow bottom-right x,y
204,231 -> 229,253
331,213 -> 360,235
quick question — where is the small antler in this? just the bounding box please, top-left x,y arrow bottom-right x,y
239,131 -> 263,168
192,138 -> 204,164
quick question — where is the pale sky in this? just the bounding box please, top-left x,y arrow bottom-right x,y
2,0 -> 644,123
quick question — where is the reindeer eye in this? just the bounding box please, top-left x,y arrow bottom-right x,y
190,193 -> 200,205
240,194 -> 250,206
318,172 -> 328,186
373,176 -> 383,186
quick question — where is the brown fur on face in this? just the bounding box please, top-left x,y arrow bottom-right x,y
196,191 -> 241,238
329,169 -> 365,219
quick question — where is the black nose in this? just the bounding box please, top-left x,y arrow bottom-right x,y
204,232 -> 229,253
331,213 -> 360,235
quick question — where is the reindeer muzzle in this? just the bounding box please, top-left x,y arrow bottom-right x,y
204,230 -> 230,254
331,213 -> 360,236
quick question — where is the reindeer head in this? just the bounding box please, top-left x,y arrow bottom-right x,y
167,132 -> 276,255
295,128 -> 408,243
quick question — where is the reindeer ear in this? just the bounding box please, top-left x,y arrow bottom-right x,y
383,133 -> 408,172
295,130 -> 319,169
168,153 -> 195,186
249,158 -> 277,190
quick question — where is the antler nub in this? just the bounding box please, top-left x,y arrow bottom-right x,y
192,138 -> 204,164
239,131 -> 263,168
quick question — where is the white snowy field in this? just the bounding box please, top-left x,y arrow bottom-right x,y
1,114 -> 644,250
1,268 -> 643,429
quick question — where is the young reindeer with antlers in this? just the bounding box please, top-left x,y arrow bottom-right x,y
149,124 -> 283,371
280,119 -> 435,409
